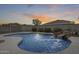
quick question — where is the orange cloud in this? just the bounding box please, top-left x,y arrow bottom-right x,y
32,15 -> 55,24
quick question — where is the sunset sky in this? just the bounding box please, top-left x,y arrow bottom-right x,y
0,4 -> 79,24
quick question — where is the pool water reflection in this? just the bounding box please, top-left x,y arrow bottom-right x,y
18,33 -> 71,53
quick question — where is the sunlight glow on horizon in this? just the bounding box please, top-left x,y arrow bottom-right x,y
32,15 -> 57,24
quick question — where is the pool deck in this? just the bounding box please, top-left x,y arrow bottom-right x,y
0,33 -> 79,54
57,37 -> 79,54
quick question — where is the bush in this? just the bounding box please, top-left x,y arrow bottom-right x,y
44,28 -> 52,32
53,27 -> 63,32
52,27 -> 63,36
32,27 -> 37,32
38,28 -> 44,32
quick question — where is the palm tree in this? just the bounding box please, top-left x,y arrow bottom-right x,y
33,19 -> 41,32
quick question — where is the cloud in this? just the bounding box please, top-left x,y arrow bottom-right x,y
22,13 -> 34,18
27,4 -> 35,8
46,4 -> 63,8
26,4 -> 63,9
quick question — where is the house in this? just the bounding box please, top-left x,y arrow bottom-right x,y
43,20 -> 75,25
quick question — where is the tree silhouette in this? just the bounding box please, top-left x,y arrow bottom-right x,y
33,19 -> 41,32
33,19 -> 41,26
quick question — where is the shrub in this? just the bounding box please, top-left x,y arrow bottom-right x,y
44,28 -> 52,32
53,27 -> 63,32
52,27 -> 63,36
38,28 -> 44,32
32,27 -> 37,32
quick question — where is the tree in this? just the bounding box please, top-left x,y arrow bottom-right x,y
33,19 -> 41,26
33,19 -> 41,32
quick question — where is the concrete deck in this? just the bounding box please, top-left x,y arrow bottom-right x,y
57,37 -> 79,54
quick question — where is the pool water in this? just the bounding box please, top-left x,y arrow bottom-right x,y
17,33 -> 71,53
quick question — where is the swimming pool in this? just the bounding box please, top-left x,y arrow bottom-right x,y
15,33 -> 71,53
